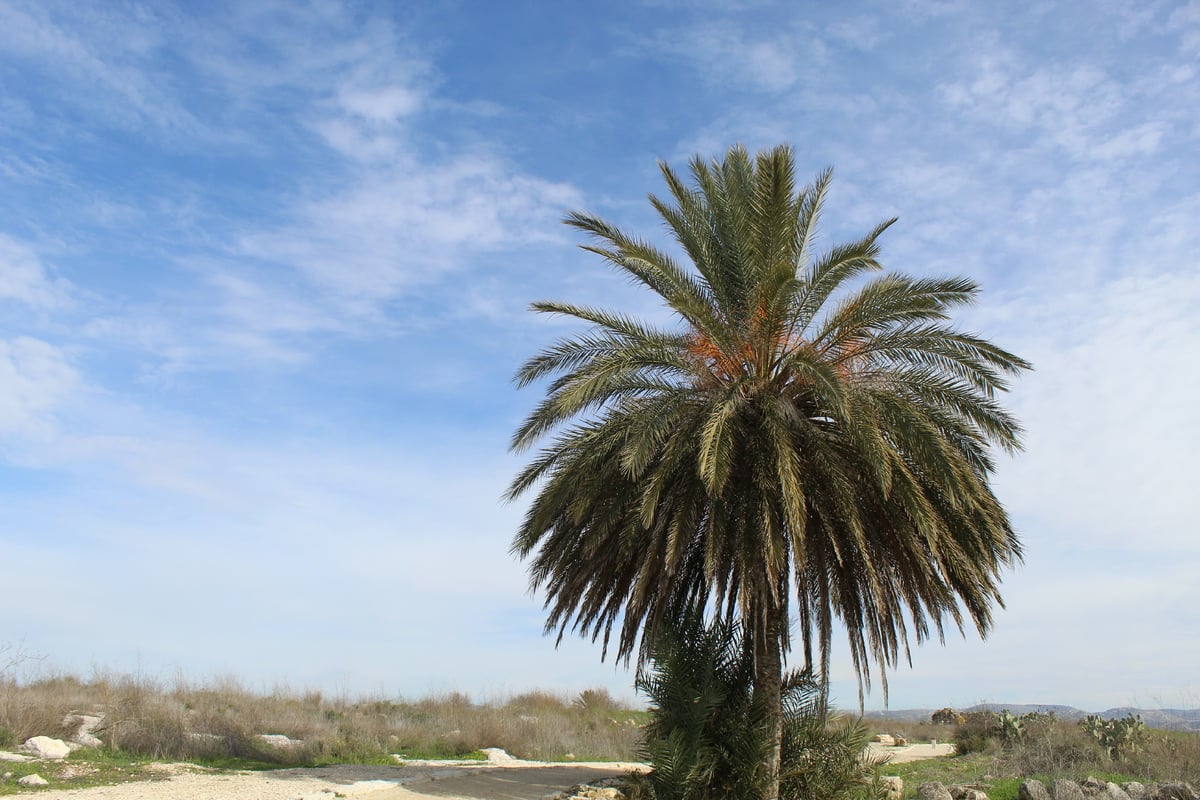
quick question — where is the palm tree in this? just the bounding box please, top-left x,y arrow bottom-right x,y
508,143 -> 1029,798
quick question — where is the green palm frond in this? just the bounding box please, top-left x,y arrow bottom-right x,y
509,141 -> 1028,715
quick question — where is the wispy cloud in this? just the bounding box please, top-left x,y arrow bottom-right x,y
0,336 -> 79,437
993,266 -> 1200,553
634,17 -> 825,94
239,158 -> 580,311
0,234 -> 73,309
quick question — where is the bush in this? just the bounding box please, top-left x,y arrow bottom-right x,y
630,615 -> 884,800
953,711 -> 1002,755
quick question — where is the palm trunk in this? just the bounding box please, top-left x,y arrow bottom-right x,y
753,608 -> 785,800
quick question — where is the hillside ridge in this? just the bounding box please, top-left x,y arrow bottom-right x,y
864,705 -> 1200,731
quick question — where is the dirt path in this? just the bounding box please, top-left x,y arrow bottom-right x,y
27,761 -> 644,800
24,746 -> 951,799
868,742 -> 957,763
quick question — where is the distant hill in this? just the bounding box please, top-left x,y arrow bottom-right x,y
862,704 -> 1200,731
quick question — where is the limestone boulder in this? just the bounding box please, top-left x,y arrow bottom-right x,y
950,787 -> 989,800
482,747 -> 517,764
1124,783 -> 1148,800
1106,782 -> 1131,800
1053,780 -> 1086,800
257,734 -> 303,749
18,774 -> 49,787
918,782 -> 954,800
881,776 -> 903,800
22,737 -> 70,760
1020,779 -> 1051,800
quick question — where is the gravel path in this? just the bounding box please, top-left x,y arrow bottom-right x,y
25,761 -> 645,800
19,745 -> 950,799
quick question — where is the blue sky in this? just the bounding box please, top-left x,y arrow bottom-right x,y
2,0 -> 1198,712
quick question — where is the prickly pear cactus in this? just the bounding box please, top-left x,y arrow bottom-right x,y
1079,713 -> 1146,758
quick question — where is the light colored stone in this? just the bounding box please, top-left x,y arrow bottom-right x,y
1107,783 -> 1132,800
1053,780 -> 1086,800
951,789 -> 989,800
74,732 -> 103,748
872,733 -> 896,746
482,747 -> 517,764
894,735 -> 908,746
0,752 -> 32,762
22,736 -> 70,760
1020,780 -> 1051,800
18,773 -> 49,787
258,734 -> 304,749
63,713 -> 104,735
919,782 -> 954,800
1124,783 -> 1148,800
572,788 -> 624,800
881,775 -> 904,800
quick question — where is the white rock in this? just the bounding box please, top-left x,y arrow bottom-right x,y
0,752 -> 32,762
22,736 -> 71,760
74,732 -> 103,748
482,747 -> 517,763
258,734 -> 303,748
64,713 -> 104,734
19,773 -> 50,787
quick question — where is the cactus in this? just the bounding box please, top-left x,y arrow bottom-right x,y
999,710 -> 1024,743
1079,713 -> 1146,759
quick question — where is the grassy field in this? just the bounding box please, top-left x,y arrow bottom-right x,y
1,669 -> 646,769
863,712 -> 1200,799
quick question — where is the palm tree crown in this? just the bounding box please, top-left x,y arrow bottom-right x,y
508,143 -> 1029,704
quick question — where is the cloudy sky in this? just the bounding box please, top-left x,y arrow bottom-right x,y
2,0 -> 1198,712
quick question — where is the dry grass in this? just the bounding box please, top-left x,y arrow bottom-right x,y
878,713 -> 1200,800
0,660 -> 644,766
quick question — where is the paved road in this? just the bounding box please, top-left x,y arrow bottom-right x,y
374,764 -> 635,800
366,744 -> 954,800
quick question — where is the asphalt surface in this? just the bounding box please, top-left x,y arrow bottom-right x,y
375,764 -> 635,800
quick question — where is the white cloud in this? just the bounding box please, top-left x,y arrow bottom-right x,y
0,2 -> 202,135
826,15 -> 890,50
239,156 -> 581,308
1168,0 -> 1200,53
0,235 -> 72,309
992,267 -> 1200,553
638,20 -> 823,94
0,336 -> 78,437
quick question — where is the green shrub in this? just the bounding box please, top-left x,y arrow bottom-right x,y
629,615 -> 884,800
953,711 -> 1002,755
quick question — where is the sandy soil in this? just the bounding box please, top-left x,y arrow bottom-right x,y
22,746 -> 951,799
868,742 -> 957,763
25,760 -> 644,800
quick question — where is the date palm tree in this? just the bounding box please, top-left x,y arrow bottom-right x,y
508,144 -> 1028,798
